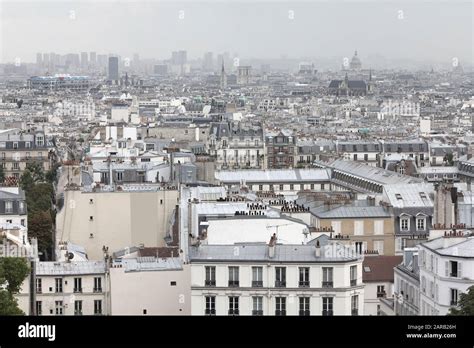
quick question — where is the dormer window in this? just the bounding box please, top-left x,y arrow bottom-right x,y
400,216 -> 410,231
416,217 -> 426,231
36,135 -> 44,147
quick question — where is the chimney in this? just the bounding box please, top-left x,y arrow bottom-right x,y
268,233 -> 276,258
315,240 -> 321,257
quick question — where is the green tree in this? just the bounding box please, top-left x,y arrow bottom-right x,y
45,163 -> 60,184
0,291 -> 24,315
0,165 -> 5,184
27,211 -> 53,258
0,258 -> 30,293
25,162 -> 45,183
448,286 -> 474,315
0,257 -> 30,315
19,170 -> 35,193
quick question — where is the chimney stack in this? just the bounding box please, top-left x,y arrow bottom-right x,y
268,233 -> 277,258
315,240 -> 321,257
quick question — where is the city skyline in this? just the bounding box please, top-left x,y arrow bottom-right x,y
1,1 -> 472,66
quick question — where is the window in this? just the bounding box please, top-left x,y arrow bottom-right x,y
450,289 -> 459,306
205,266 -> 216,286
228,296 -> 239,316
13,142 -> 18,149
143,309 -> 147,315
25,142 -> 31,148
55,301 -> 63,315
400,217 -> 409,231
55,278 -> 63,293
374,220 -> 384,235
36,278 -> 42,293
116,171 -> 123,181
275,297 -> 286,316
205,296 -> 216,315
331,221 -> 341,234
321,184 -> 325,190
20,219 -> 25,227
252,296 -> 263,316
350,265 -> 357,286
290,184 -> 294,190
228,266 -> 239,287
36,136 -> 44,147
377,285 -> 386,298
299,297 -> 310,316
374,240 -> 384,255
310,184 -> 314,190
351,295 -> 359,315
279,184 -> 284,191
322,297 -> 333,316
36,301 -> 42,315
299,267 -> 310,287
252,266 -> 263,287
322,267 -> 333,288
94,277 -> 102,292
170,281 -> 177,286
447,261 -> 461,278
275,267 -> 286,287
74,300 -> 83,315
354,220 -> 364,236
13,162 -> 19,170
74,278 -> 82,293
259,185 -> 263,191
5,201 -> 12,213
94,300 -> 102,315
416,217 -> 425,231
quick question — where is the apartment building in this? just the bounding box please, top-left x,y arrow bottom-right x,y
394,248 -> 420,315
310,204 -> 395,255
418,232 -> 474,315
0,186 -> 27,228
265,131 -> 297,169
17,261 -> 108,316
189,241 -> 364,316
0,130 -> 55,178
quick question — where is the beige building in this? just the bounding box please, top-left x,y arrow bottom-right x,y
56,186 -> 179,260
17,261 -> 108,316
109,257 -> 190,315
310,205 -> 396,256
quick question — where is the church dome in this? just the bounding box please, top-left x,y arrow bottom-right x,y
350,50 -> 362,70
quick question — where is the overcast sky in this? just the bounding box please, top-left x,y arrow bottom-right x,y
0,0 -> 472,66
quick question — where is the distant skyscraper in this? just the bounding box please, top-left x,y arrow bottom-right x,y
90,52 -> 97,66
43,53 -> 49,66
36,53 -> 43,66
81,52 -> 88,68
108,56 -> 119,81
97,54 -> 107,68
203,52 -> 213,72
171,50 -> 187,65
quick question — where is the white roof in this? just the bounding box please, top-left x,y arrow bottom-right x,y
215,169 -> 331,183
384,183 -> 434,208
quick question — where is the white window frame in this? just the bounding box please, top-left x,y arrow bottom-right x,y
400,216 -> 410,231
354,220 -> 364,236
416,217 -> 426,231
373,220 -> 384,235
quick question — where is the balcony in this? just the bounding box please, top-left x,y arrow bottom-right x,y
350,279 -> 357,286
228,280 -> 239,287
275,310 -> 286,316
228,309 -> 240,316
252,310 -> 263,316
73,288 -> 82,293
74,311 -> 83,316
377,292 -> 386,298
275,280 -> 286,288
252,280 -> 263,288
299,281 -> 310,288
299,310 -> 310,316
450,301 -> 458,306
322,281 -> 333,288
450,272 -> 458,278
351,309 -> 358,316
205,309 -> 216,316
205,280 -> 216,287
322,310 -> 333,316
93,288 -> 102,293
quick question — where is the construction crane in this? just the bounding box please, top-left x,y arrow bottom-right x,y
266,223 -> 292,239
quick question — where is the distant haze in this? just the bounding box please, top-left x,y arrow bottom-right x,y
1,0 -> 472,68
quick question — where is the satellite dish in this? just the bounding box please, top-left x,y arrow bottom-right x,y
67,252 -> 74,260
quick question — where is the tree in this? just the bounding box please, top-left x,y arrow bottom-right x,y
0,257 -> 30,315
448,286 -> 474,315
45,163 -> 60,184
0,166 -> 5,184
0,258 -> 30,293
27,211 -> 53,258
19,170 -> 35,193
0,291 -> 24,315
25,162 -> 44,183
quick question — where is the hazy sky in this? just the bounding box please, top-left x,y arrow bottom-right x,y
0,0 -> 473,65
